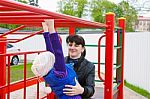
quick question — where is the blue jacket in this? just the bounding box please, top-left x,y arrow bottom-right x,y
43,64 -> 81,99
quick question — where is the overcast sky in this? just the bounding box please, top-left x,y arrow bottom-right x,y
38,0 -> 59,12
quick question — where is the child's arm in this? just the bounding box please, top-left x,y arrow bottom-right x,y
43,20 -> 66,77
42,22 -> 54,54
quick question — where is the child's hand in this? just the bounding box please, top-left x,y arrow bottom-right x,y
44,19 -> 55,33
42,22 -> 48,32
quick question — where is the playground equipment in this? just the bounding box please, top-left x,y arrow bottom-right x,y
0,0 -> 125,99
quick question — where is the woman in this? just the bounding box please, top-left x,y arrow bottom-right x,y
63,35 -> 95,98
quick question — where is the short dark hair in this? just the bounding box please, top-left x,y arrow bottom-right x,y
66,35 -> 86,57
66,35 -> 85,47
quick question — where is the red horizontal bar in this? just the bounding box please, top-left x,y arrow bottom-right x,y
0,21 -> 101,28
0,77 -> 44,93
0,11 -> 39,16
0,5 -> 18,11
9,32 -> 34,35
0,50 -> 46,56
0,0 -> 107,28
0,19 -> 73,23
0,25 -> 26,38
0,15 -> 53,19
7,39 -> 20,40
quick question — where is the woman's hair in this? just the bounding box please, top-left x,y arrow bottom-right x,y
66,35 -> 86,57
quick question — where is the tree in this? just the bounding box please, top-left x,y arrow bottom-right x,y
90,0 -> 122,23
90,0 -> 138,32
57,0 -> 88,18
118,1 -> 138,32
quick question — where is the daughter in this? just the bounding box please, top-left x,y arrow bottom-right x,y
31,20 -> 81,99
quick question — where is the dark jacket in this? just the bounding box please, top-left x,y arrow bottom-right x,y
65,56 -> 95,99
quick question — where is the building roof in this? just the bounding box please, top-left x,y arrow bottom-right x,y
138,16 -> 150,21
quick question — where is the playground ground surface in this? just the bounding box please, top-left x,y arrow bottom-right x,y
8,74 -> 147,99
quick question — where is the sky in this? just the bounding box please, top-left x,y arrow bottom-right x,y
38,0 -> 59,12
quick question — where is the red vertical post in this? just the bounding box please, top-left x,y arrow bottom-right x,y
0,37 -> 7,99
104,12 -> 115,99
117,17 -> 126,99
69,27 -> 76,35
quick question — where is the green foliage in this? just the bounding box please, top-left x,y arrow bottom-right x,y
57,0 -> 88,18
15,0 -> 28,4
91,0 -> 120,23
118,1 -> 138,32
0,24 -> 20,30
57,0 -> 138,32
90,0 -> 138,32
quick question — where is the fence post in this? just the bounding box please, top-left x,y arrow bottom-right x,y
0,37 -> 7,99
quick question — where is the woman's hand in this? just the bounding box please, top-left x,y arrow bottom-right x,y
63,78 -> 84,96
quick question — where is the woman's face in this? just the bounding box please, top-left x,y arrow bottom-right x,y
68,42 -> 84,59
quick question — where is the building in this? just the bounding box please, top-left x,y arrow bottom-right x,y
135,16 -> 150,32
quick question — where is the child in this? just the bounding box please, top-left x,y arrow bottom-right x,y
31,20 -> 81,99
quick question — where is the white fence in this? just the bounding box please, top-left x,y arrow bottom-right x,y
124,32 -> 150,93
7,32 -> 150,92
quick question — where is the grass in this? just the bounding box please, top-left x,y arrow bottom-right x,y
124,80 -> 150,99
6,63 -> 34,83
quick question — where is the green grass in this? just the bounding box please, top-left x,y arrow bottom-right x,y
125,80 -> 150,99
6,63 -> 34,83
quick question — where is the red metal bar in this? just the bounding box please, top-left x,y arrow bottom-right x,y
0,15 -> 53,19
117,17 -> 126,99
7,55 -> 11,99
69,27 -> 76,35
5,30 -> 43,43
14,30 -> 43,43
0,50 -> 46,56
47,92 -> 55,99
104,12 -> 115,99
0,21 -> 102,29
0,11 -> 39,16
0,77 -> 44,93
0,5 -> 18,11
0,37 -> 6,99
0,0 -> 107,28
24,54 -> 27,99
98,35 -> 106,81
37,80 -> 39,99
8,32 -> 37,35
0,25 -> 25,37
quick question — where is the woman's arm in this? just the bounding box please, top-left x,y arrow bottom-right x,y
63,62 -> 95,98
81,64 -> 95,98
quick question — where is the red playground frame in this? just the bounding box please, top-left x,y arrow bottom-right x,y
0,0 -> 125,99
